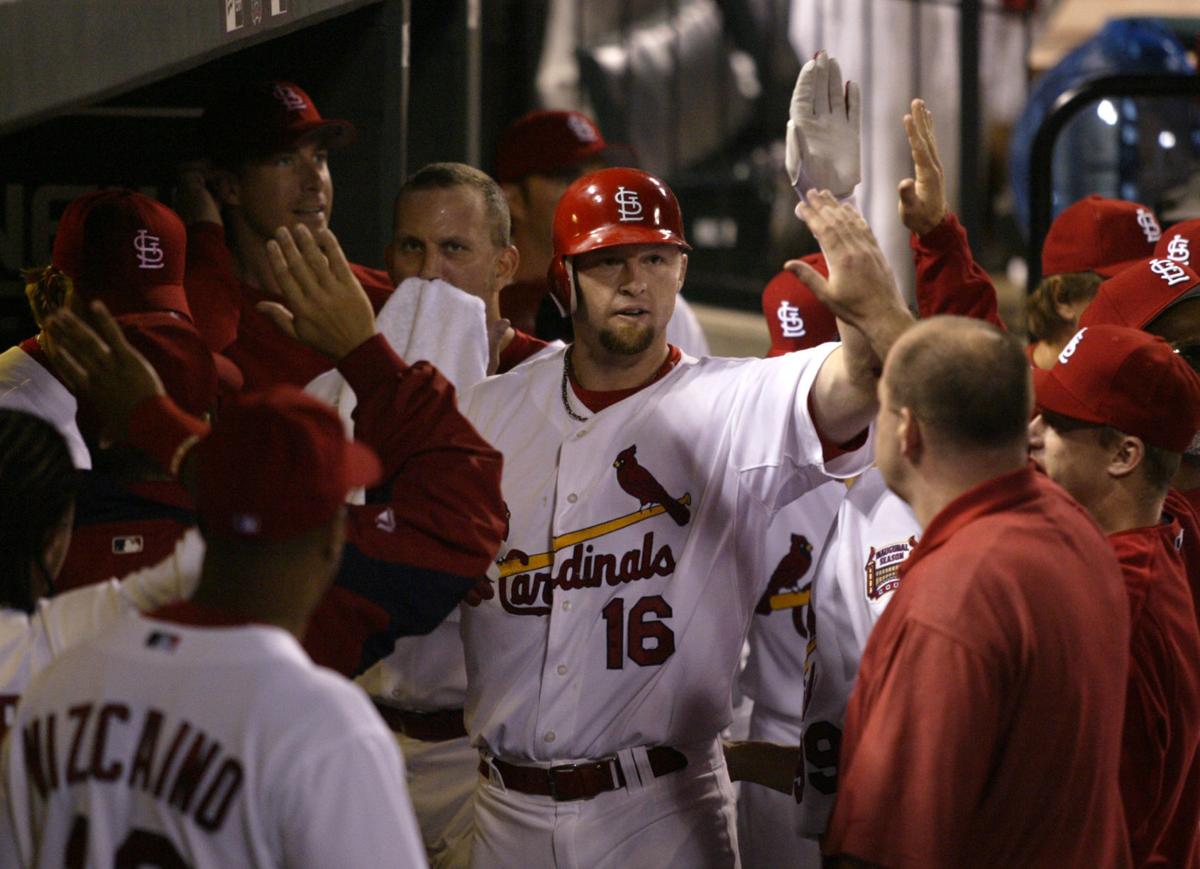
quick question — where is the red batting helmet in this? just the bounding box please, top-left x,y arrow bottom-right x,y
548,167 -> 690,315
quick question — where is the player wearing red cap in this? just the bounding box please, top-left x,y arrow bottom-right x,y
184,80 -> 396,388
494,109 -> 710,355
0,387 -> 427,868
825,316 -> 1131,868
456,164 -> 910,865
1029,325 -> 1200,868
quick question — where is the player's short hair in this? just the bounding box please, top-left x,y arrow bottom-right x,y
887,316 -> 1031,450
1025,271 -> 1103,342
0,410 -> 77,614
395,163 -> 511,248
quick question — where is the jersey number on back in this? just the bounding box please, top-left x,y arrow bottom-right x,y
601,595 -> 676,669
65,815 -> 187,868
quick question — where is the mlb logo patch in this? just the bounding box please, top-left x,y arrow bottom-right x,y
146,631 -> 181,652
112,535 -> 144,555
865,536 -> 918,600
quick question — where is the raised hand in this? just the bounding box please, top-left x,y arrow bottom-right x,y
261,224 -> 377,361
786,50 -> 862,202
898,99 -> 947,236
788,190 -> 904,328
42,300 -> 165,443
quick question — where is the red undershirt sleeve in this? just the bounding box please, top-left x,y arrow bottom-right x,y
911,213 -> 1005,330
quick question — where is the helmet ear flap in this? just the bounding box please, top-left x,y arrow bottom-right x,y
548,255 -> 576,316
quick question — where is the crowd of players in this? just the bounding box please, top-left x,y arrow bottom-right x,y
0,48 -> 1197,868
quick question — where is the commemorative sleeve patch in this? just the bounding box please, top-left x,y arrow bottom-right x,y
864,536 -> 917,600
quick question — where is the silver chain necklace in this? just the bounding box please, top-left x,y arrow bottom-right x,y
561,346 -> 589,422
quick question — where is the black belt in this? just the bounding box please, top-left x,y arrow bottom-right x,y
373,700 -> 467,742
479,746 -> 688,801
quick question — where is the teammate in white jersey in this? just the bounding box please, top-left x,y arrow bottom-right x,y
0,409 -> 203,739
0,386 -> 427,868
456,159 -> 911,866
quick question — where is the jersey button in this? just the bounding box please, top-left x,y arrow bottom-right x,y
562,600 -> 572,612
544,730 -> 556,743
556,664 -> 568,676
575,430 -> 587,439
567,493 -> 578,504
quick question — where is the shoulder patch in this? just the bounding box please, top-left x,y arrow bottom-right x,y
865,536 -> 917,600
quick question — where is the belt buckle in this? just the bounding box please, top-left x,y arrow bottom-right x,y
547,763 -> 578,801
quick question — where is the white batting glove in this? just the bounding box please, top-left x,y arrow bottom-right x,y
786,50 -> 862,202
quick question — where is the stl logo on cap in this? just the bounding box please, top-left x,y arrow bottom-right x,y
272,83 -> 308,113
616,186 -> 643,223
1150,257 -> 1190,287
1058,327 -> 1087,364
1165,234 -> 1191,265
566,113 -> 599,144
133,230 -> 165,270
777,301 -> 807,338
1137,208 -> 1162,243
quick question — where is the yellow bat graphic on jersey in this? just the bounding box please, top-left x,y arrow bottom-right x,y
497,494 -> 692,578
768,589 -> 810,611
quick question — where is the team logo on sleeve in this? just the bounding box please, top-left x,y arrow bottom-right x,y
493,446 -> 692,616
864,536 -> 917,600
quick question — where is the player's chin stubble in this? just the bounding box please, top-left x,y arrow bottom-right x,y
599,324 -> 655,356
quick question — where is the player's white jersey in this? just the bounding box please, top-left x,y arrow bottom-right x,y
0,529 -> 204,739
0,344 -> 91,469
794,467 -> 919,836
0,611 -> 427,869
459,343 -> 872,761
740,480 -> 846,720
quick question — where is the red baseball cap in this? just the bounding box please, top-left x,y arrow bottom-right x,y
1034,324 -> 1200,452
1041,195 -> 1161,278
52,190 -> 191,318
1078,256 -> 1200,331
495,110 -> 633,183
762,255 -> 838,356
196,386 -> 380,541
1154,218 -> 1200,269
201,81 -> 356,168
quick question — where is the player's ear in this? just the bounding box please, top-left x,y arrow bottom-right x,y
494,244 -> 520,289
676,253 -> 688,293
1106,433 -> 1144,480
897,406 -> 922,462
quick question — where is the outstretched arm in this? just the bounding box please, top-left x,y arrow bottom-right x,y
788,192 -> 913,444
900,99 -> 1003,328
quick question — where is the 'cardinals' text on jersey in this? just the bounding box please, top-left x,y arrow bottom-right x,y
459,344 -> 872,762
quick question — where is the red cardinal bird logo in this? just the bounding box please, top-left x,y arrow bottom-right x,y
756,534 -> 815,636
613,445 -> 690,526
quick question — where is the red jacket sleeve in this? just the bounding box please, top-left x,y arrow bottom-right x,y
337,334 -> 506,579
911,213 -> 1005,330
183,222 -> 243,353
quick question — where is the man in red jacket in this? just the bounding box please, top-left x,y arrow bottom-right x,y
183,80 -> 396,388
1029,324 -> 1200,868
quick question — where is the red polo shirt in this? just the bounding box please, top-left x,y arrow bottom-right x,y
1111,518 -> 1200,867
826,466 -> 1131,868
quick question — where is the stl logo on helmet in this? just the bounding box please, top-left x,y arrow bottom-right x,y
133,230 -> 165,270
1150,258 -> 1190,287
1137,208 -> 1162,243
1166,235 -> 1191,266
1058,327 -> 1087,365
615,186 -> 644,223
